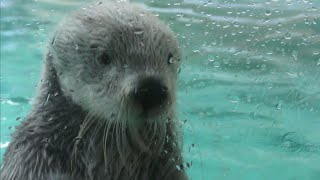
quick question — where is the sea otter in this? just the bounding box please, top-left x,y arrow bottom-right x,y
0,1 -> 186,180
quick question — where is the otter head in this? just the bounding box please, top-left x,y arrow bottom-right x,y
49,2 -> 181,153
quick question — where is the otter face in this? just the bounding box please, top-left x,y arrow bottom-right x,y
50,3 -> 181,123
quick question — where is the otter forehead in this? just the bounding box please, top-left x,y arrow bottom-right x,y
52,2 -> 180,67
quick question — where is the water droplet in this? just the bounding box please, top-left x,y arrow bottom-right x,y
123,64 -> 129,69
223,25 -> 230,28
284,33 -> 291,40
265,10 -> 272,16
44,93 -> 51,105
292,51 -> 298,61
177,68 -> 181,74
230,96 -> 240,103
316,59 -> 320,66
134,30 -> 144,35
168,53 -> 174,64
41,138 -> 49,144
176,165 -> 181,171
186,162 -> 191,168
231,21 -> 239,28
276,101 -> 282,110
213,61 -> 220,68
74,43 -> 79,50
208,55 -> 214,62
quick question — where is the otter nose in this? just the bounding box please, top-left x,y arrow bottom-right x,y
133,77 -> 168,111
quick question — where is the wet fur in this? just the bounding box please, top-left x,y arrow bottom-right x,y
0,2 -> 186,180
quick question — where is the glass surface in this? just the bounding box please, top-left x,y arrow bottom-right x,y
1,0 -> 320,179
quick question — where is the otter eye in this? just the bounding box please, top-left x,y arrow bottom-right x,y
167,53 -> 174,65
99,52 -> 111,66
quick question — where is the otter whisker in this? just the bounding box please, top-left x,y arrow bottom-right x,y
71,112 -> 96,171
117,96 -> 130,165
102,117 -> 112,170
103,95 -> 126,170
120,114 -> 128,162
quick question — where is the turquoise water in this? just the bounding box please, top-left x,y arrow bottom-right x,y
1,0 -> 320,179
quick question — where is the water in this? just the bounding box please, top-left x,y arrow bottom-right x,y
1,0 -> 320,179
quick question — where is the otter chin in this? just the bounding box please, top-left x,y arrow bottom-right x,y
0,1 -> 187,180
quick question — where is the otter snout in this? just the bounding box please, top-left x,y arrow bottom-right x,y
133,77 -> 168,112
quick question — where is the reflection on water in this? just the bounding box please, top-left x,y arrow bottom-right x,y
1,0 -> 320,179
